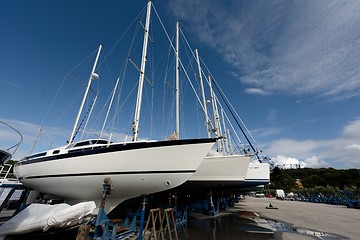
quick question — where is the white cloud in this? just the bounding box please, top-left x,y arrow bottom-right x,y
245,88 -> 272,96
271,155 -> 307,169
169,0 -> 360,101
266,138 -> 321,157
271,155 -> 329,169
0,119 -> 69,160
303,156 -> 329,168
341,118 -> 360,139
261,117 -> 360,168
344,144 -> 360,150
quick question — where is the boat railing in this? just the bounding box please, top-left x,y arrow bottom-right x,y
0,121 -> 23,161
0,163 -> 19,184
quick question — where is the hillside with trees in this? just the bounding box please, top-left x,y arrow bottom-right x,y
269,167 -> 360,191
267,167 -> 360,207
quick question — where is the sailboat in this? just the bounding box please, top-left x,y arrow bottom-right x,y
167,23 -> 250,191
244,161 -> 270,188
14,1 -> 215,212
183,51 -> 250,190
172,33 -> 269,191
201,66 -> 269,190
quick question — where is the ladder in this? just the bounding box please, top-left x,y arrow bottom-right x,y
142,208 -> 179,240
162,208 -> 179,240
0,164 -> 19,186
0,164 -> 12,180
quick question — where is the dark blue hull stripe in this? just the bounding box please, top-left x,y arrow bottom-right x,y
24,170 -> 196,180
19,138 -> 215,165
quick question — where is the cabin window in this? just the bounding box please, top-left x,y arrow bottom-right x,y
92,140 -> 108,145
52,150 -> 60,154
73,141 -> 91,147
26,152 -> 47,159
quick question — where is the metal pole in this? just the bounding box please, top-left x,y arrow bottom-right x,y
195,49 -> 211,138
175,21 -> 180,139
69,44 -> 102,144
133,1 -> 152,141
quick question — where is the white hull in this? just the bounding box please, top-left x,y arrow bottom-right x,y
244,161 -> 270,187
15,139 -> 214,212
181,154 -> 250,190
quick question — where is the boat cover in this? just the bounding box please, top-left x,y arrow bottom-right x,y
0,201 -> 96,239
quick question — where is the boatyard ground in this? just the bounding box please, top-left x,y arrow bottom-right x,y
1,196 -> 359,239
236,196 -> 360,239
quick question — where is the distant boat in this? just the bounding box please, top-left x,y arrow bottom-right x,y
244,161 -> 270,188
183,153 -> 250,190
161,21 -> 270,192
14,1 -> 215,212
177,47 -> 251,191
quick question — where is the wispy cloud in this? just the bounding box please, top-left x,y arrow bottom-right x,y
264,117 -> 360,168
250,127 -> 284,140
245,88 -> 272,96
0,79 -> 24,89
0,119 -> 69,159
169,0 -> 360,101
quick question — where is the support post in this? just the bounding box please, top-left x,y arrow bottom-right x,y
138,195 -> 147,240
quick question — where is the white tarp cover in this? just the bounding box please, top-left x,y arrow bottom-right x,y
0,201 -> 96,239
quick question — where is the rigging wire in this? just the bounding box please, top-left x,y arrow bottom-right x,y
71,97 -> 97,143
199,57 -> 262,150
179,26 -> 262,154
152,7 -> 215,137
101,5 -> 147,61
0,121 -> 23,155
161,40 -> 175,138
30,48 -> 100,154
179,26 -> 264,157
211,78 -> 260,159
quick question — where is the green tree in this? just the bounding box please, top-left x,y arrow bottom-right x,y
299,174 -> 326,188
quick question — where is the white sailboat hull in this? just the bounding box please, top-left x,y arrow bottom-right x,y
244,162 -> 270,187
181,154 -> 250,190
15,139 -> 214,212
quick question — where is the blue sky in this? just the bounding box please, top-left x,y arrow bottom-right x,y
1,0 -> 360,169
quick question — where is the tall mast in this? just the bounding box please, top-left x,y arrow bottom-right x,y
213,83 -> 224,153
209,75 -> 223,152
221,108 -> 229,154
132,0 -> 152,141
227,128 -> 233,154
195,49 -> 211,138
68,44 -> 102,144
175,21 -> 180,139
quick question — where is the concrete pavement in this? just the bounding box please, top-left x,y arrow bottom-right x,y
235,196 -> 359,239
